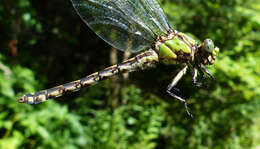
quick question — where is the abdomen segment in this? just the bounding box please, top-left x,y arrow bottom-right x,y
18,49 -> 159,104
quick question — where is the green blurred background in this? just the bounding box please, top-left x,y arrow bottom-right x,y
0,0 -> 260,148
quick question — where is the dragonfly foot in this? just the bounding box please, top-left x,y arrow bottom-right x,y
192,80 -> 209,88
184,102 -> 193,118
192,81 -> 203,87
166,89 -> 193,117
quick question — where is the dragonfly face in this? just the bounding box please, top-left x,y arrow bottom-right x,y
199,39 -> 219,65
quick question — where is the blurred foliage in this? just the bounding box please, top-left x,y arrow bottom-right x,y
0,0 -> 260,148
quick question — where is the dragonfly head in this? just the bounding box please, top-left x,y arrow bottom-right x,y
200,38 -> 219,65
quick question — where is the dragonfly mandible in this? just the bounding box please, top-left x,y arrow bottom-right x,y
18,0 -> 219,116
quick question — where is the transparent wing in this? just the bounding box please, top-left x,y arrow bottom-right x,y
71,0 -> 171,53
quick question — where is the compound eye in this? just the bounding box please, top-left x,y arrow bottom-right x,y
204,39 -> 214,53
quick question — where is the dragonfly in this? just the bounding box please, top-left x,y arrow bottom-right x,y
18,0 -> 219,116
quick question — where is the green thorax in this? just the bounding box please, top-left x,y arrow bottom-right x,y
155,30 -> 196,62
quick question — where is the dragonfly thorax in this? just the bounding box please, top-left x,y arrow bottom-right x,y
154,30 -> 196,64
154,31 -> 219,67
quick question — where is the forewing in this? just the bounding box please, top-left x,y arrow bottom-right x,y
71,0 -> 171,52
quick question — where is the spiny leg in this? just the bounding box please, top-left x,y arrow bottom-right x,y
192,68 -> 203,87
166,65 -> 193,117
200,63 -> 215,80
192,67 -> 209,88
166,65 -> 187,102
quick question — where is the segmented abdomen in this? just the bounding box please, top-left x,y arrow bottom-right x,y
17,49 -> 159,104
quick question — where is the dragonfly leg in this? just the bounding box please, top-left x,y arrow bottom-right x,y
193,67 -> 211,88
166,65 -> 193,117
200,64 -> 215,80
192,68 -> 203,87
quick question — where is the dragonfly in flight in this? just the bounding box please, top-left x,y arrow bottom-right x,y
18,0 -> 219,116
